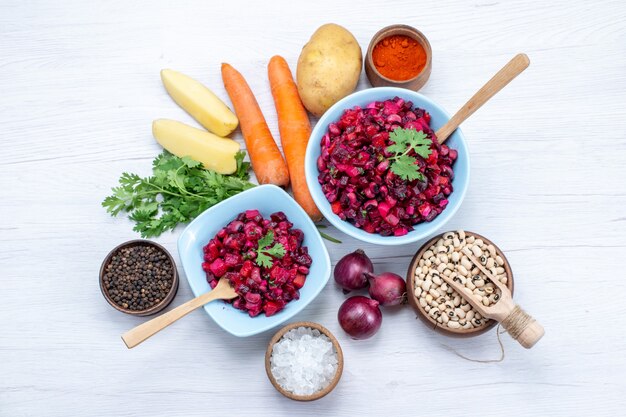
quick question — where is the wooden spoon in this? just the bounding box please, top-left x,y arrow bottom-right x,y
436,53 -> 530,144
440,248 -> 545,348
121,278 -> 238,349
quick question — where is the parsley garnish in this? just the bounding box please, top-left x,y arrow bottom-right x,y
102,151 -> 254,238
255,231 -> 286,268
386,128 -> 432,181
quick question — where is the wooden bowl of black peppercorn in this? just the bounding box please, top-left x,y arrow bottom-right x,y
100,239 -> 179,316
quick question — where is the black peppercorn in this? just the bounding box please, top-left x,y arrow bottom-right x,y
103,244 -> 174,311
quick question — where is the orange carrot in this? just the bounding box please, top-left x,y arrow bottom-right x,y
268,56 -> 322,221
221,63 -> 289,187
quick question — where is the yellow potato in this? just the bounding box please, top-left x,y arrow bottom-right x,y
152,119 -> 240,174
161,69 -> 238,137
296,23 -> 362,117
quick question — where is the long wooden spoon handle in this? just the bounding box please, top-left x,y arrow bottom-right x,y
436,53 -> 530,144
121,290 -> 221,349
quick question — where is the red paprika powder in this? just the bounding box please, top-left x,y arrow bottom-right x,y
372,35 -> 427,81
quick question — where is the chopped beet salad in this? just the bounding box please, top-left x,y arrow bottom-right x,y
317,97 -> 458,236
202,210 -> 311,317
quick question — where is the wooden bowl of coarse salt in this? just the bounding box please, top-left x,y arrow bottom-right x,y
406,230 -> 514,337
265,321 -> 344,401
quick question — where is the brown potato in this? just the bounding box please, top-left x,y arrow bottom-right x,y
297,24 -> 362,117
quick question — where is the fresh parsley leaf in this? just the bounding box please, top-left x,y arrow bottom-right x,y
392,155 -> 425,181
257,230 -> 274,251
385,128 -> 432,181
103,151 -> 255,238
255,230 -> 286,268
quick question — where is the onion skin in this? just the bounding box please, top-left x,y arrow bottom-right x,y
333,249 -> 374,292
338,296 -> 382,340
366,272 -> 407,307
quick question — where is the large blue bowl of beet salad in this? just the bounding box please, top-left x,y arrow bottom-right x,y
305,87 -> 470,246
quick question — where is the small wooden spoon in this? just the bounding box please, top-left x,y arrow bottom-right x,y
436,53 -> 530,144
440,248 -> 544,348
121,278 -> 238,349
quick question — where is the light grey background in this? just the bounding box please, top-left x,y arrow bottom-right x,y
1,0 -> 625,415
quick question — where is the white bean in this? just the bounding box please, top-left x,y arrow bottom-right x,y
487,244 -> 496,257
457,230 -> 465,240
461,258 -> 473,271
466,235 -> 475,244
461,303 -> 471,312
458,265 -> 468,276
448,321 -> 461,329
451,252 -> 460,262
429,288 -> 441,298
453,237 -> 461,248
482,296 -> 490,306
432,275 -> 442,285
472,245 -> 482,257
474,239 -> 484,247
455,308 -> 466,319
496,267 -> 505,274
496,255 -> 504,266
419,298 -> 427,307
421,280 -> 432,291
466,310 -> 475,321
486,258 -> 495,268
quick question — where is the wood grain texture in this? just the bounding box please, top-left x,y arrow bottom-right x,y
1,0 -> 625,415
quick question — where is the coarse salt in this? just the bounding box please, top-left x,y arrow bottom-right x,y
270,327 -> 338,396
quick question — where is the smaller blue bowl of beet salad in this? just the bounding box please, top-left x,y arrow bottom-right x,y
178,185 -> 331,337
305,87 -> 470,246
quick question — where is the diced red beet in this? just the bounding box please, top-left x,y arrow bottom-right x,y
263,301 -> 281,317
209,259 -> 227,278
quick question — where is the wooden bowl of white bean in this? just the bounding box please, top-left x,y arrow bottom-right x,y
406,230 -> 514,337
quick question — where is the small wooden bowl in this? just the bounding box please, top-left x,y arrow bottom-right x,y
365,24 -> 432,90
99,239 -> 179,316
406,231 -> 514,337
265,321 -> 344,401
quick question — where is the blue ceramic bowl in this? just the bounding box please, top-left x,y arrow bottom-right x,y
177,185 -> 331,337
304,87 -> 470,246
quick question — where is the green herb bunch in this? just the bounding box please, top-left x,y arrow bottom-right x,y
103,151 -> 255,237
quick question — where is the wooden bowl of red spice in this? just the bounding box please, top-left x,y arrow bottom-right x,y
365,24 -> 432,90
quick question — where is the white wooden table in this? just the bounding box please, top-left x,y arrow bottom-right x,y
2,1 -> 625,415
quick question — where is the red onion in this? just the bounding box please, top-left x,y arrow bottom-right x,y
338,296 -> 382,340
366,272 -> 407,307
333,249 -> 373,292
